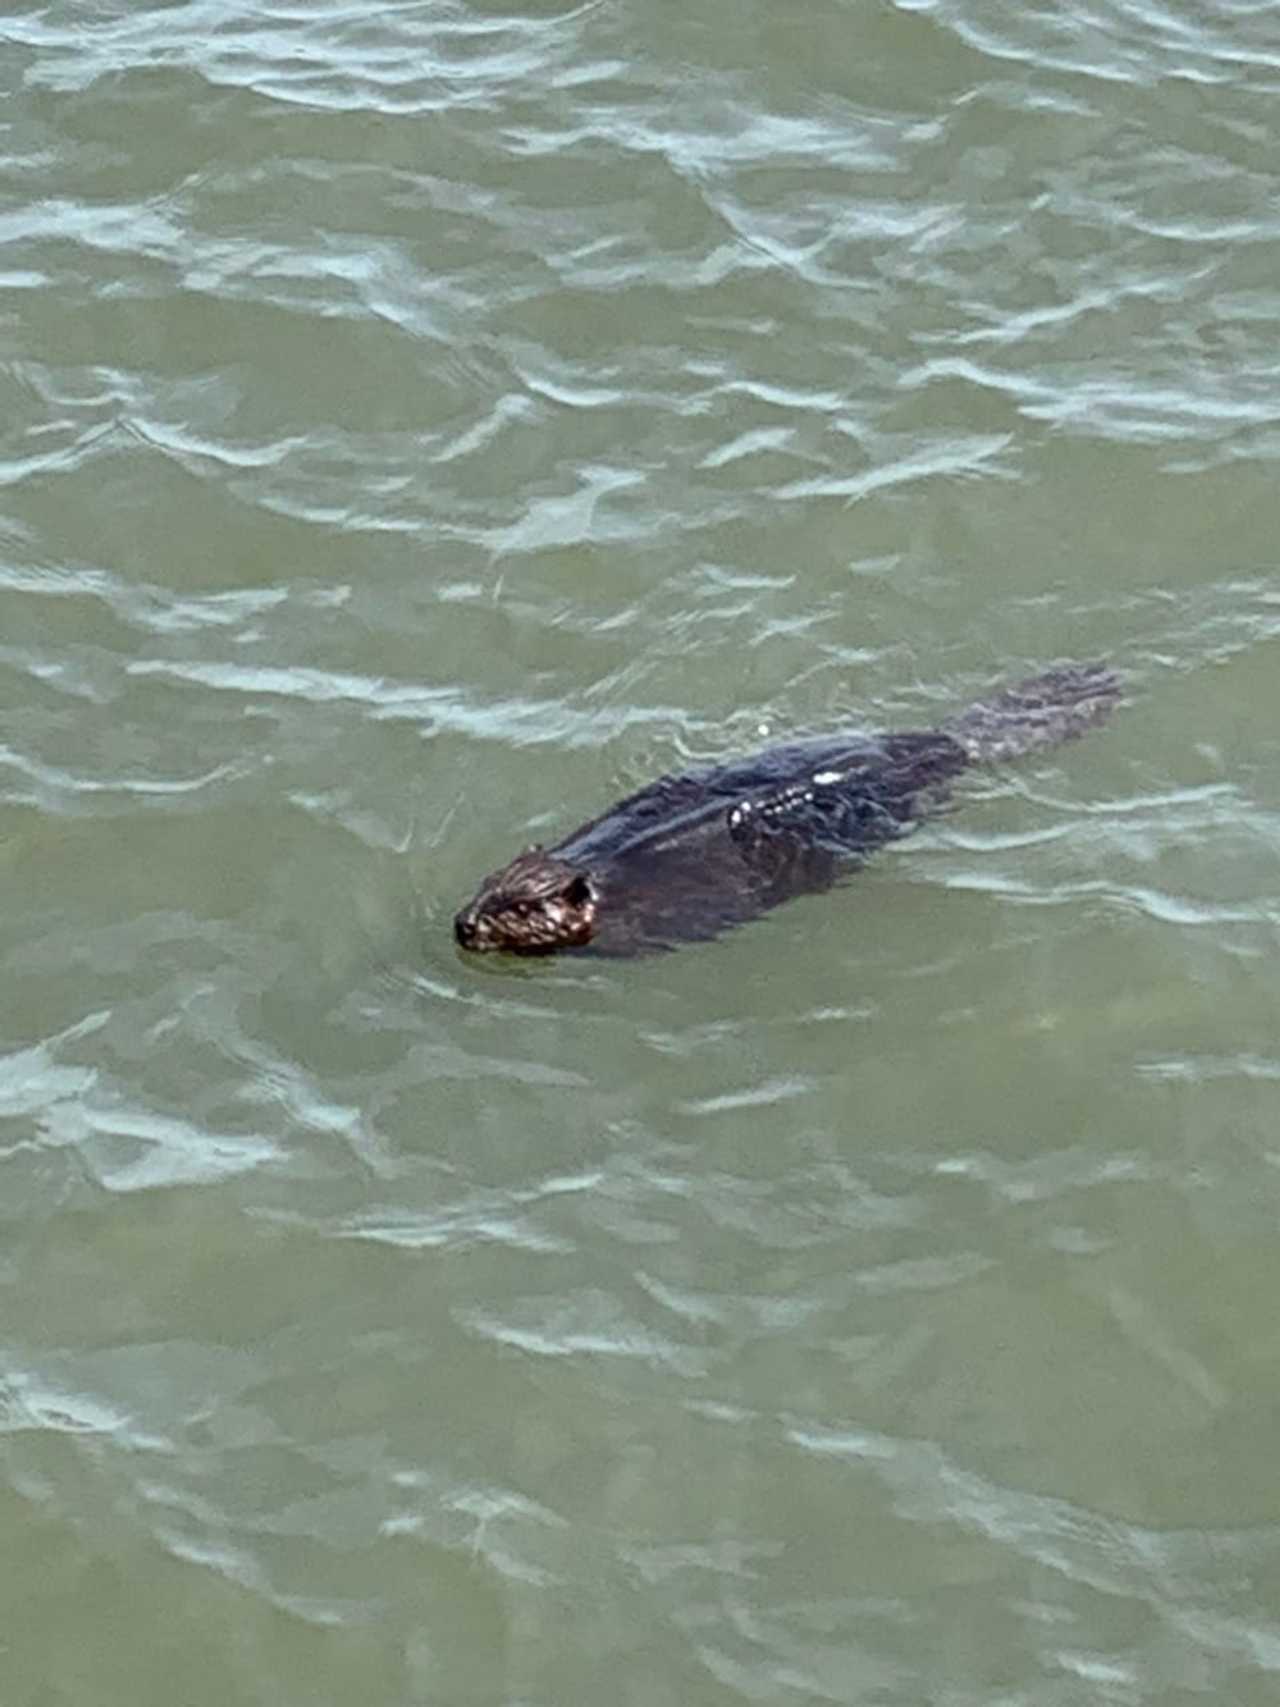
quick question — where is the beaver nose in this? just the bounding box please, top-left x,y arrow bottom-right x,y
454,911 -> 478,948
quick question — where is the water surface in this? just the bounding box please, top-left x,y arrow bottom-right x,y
4,1 -> 1280,1702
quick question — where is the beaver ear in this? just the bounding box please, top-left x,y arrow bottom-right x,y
564,874 -> 593,906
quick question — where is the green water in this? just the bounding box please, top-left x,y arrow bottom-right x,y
3,1 -> 1280,1702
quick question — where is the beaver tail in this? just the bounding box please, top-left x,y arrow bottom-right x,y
944,663 -> 1122,764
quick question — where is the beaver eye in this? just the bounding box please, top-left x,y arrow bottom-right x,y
564,875 -> 592,905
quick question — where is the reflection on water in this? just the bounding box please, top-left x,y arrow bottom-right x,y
4,0 -> 1280,1701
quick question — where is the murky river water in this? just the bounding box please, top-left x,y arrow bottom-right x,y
4,1 -> 1280,1702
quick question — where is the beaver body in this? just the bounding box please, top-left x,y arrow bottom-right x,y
454,663 -> 1121,957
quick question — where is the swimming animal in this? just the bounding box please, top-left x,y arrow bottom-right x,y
454,663 -> 1120,957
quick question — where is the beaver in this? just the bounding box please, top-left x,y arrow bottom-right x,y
454,663 -> 1121,957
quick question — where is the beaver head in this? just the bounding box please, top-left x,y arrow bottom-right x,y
454,847 -> 598,954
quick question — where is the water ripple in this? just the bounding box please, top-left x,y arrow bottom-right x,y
4,0 -> 1280,1699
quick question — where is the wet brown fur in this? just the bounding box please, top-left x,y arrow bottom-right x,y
454,664 -> 1121,958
